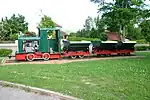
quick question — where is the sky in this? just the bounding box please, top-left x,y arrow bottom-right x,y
0,0 -> 99,33
0,0 -> 149,33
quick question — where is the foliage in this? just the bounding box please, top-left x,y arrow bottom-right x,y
69,32 -> 77,37
0,52 -> 150,100
136,39 -> 147,44
39,15 -> 56,37
90,0 -> 150,39
0,14 -> 28,41
71,16 -> 107,41
68,37 -> 99,41
135,46 -> 150,51
90,0 -> 105,4
84,16 -> 93,31
24,31 -> 36,37
0,58 -> 3,64
93,16 -> 107,40
126,25 -> 143,40
0,49 -> 12,57
39,15 -> 55,28
71,0 -> 149,41
139,19 -> 150,43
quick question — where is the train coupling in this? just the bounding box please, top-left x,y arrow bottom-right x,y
8,55 -> 15,59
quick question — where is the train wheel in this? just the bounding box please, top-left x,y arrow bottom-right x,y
102,54 -> 107,57
71,56 -> 77,59
107,54 -> 111,56
117,53 -> 121,56
124,53 -> 128,56
26,54 -> 34,61
127,52 -> 131,56
97,54 -> 101,57
42,53 -> 50,60
79,55 -> 84,59
122,53 -> 125,56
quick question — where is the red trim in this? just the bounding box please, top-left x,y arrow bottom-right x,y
62,51 -> 90,57
34,53 -> 42,59
15,54 -> 27,61
93,49 -> 134,55
15,49 -> 135,61
16,52 -> 61,61
94,50 -> 112,55
50,54 -> 61,59
116,50 -> 134,54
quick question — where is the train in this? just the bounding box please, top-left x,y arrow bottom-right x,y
15,27 -> 136,61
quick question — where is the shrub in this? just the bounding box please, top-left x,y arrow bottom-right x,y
24,31 -> 36,37
136,39 -> 147,44
68,37 -> 99,41
0,49 -> 12,57
135,46 -> 150,51
148,46 -> 150,50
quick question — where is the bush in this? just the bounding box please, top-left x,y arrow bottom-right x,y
0,49 -> 12,57
136,39 -> 147,44
0,41 -> 15,43
135,46 -> 150,51
148,46 -> 150,50
68,37 -> 99,41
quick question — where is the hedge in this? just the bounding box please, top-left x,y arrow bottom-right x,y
68,37 -> 99,41
136,39 -> 148,44
0,49 -> 12,57
135,46 -> 150,51
0,41 -> 15,43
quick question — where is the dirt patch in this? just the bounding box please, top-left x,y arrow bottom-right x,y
1,55 -> 144,66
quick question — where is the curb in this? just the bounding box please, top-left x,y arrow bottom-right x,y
0,80 -> 82,100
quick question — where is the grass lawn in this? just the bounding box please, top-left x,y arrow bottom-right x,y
0,52 -> 150,100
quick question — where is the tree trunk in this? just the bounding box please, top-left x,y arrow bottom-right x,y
123,26 -> 126,37
120,25 -> 123,35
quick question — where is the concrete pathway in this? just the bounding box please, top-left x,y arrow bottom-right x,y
0,86 -> 59,100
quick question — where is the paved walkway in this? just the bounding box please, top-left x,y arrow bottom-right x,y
0,86 -> 59,100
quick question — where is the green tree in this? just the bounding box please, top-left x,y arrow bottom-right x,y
0,14 -> 28,41
94,16 -> 107,38
84,16 -> 93,31
69,32 -> 77,37
71,16 -> 107,40
76,29 -> 87,37
39,15 -> 56,37
126,25 -> 143,40
91,0 -> 149,38
140,19 -> 150,44
89,28 -> 97,38
83,16 -> 94,37
39,15 -> 55,28
90,0 -> 105,4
